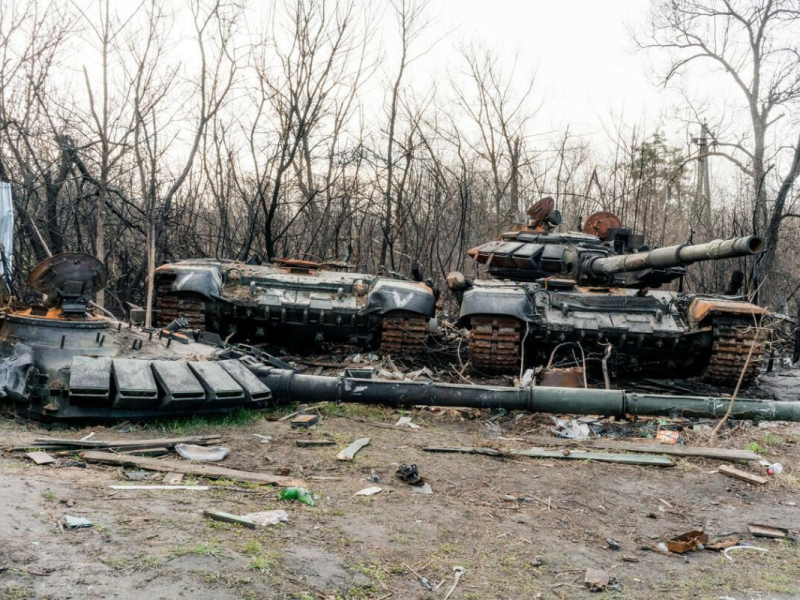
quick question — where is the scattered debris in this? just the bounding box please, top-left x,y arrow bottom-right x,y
26,451 -> 56,465
667,530 -> 708,553
295,439 -> 335,447
355,486 -> 383,496
243,510 -> 289,527
706,537 -> 740,551
123,470 -> 152,481
606,538 -> 621,550
422,446 -> 674,467
79,432 -> 96,442
396,463 -> 424,486
412,482 -> 434,495
655,430 -> 680,444
252,434 -> 273,443
748,524 -> 789,539
203,510 -> 257,529
395,416 -> 421,429
515,436 -> 761,462
621,555 -> 639,562
163,472 -> 184,485
723,545 -> 769,561
336,437 -> 370,461
766,462 -> 783,475
718,464 -> 768,485
584,568 -> 610,592
175,443 -> 230,462
443,566 -> 466,600
82,451 -> 305,487
279,486 -> 314,506
109,485 -> 209,490
62,515 -> 92,529
291,414 -> 320,428
403,563 -> 433,591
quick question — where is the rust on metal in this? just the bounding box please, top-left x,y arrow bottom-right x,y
666,530 -> 709,554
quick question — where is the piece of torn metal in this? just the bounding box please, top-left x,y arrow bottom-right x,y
63,515 -> 92,529
336,437 -> 370,461
355,486 -> 383,496
667,530 -> 709,553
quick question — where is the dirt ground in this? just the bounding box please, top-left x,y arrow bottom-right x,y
1,374 -> 799,600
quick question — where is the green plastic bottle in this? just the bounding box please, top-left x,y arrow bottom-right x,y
279,486 -> 314,506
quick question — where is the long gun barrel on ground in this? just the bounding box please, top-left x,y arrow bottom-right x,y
259,369 -> 800,422
587,235 -> 764,276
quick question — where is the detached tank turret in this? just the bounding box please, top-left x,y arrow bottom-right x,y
153,256 -> 437,356
447,198 -> 769,387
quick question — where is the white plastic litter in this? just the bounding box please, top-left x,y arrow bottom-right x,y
723,545 -> 769,561
243,510 -> 289,527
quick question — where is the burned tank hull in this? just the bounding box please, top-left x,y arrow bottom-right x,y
457,281 -> 767,385
154,259 -> 436,355
448,199 -> 769,387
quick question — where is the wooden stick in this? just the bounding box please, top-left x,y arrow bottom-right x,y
718,464 -> 768,485
82,451 -> 305,487
296,440 -> 335,447
513,436 -> 760,462
202,510 -> 256,529
109,485 -> 209,490
423,446 -> 674,467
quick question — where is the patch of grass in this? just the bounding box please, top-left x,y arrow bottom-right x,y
168,539 -> 224,560
348,561 -> 389,584
242,540 -> 262,556
760,432 -> 783,445
147,409 -> 261,434
746,442 -> 766,454
318,402 -> 387,421
249,548 -> 280,573
1,586 -> 34,600
41,491 -> 57,501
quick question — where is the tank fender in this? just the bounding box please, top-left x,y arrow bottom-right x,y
688,297 -> 768,327
458,286 -> 533,325
366,279 -> 436,317
165,267 -> 222,300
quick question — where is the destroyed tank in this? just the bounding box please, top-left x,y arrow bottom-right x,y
153,257 -> 437,356
2,254 -> 797,424
447,198 -> 768,387
0,253 -> 274,421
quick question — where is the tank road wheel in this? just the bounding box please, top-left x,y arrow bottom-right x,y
380,311 -> 429,356
468,316 -> 521,373
155,288 -> 206,330
702,316 -> 765,387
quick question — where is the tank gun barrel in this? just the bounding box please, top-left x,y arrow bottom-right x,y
258,368 -> 800,423
588,235 -> 763,276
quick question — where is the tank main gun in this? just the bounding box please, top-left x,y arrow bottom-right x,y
585,236 -> 763,278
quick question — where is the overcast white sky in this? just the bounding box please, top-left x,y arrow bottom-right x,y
414,0 -> 681,139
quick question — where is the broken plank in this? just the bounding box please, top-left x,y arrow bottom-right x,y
82,451 -> 305,487
296,440 -> 335,447
31,435 -> 221,450
26,451 -> 56,465
337,437 -> 370,461
718,464 -> 768,485
422,446 -> 674,466
748,523 -> 788,538
202,510 -> 256,529
517,436 -> 760,462
109,485 -> 209,490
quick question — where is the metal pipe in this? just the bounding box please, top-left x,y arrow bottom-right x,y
259,369 -> 800,422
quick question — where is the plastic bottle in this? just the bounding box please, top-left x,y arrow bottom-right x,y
279,486 -> 315,506
766,463 -> 783,475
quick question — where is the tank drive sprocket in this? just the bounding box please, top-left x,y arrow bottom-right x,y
468,315 -> 521,372
702,316 -> 765,387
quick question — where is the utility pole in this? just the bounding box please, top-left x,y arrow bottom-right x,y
691,122 -> 713,230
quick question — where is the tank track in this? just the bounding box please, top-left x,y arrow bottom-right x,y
380,311 -> 428,356
155,289 -> 206,329
702,316 -> 765,387
468,316 -> 521,372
